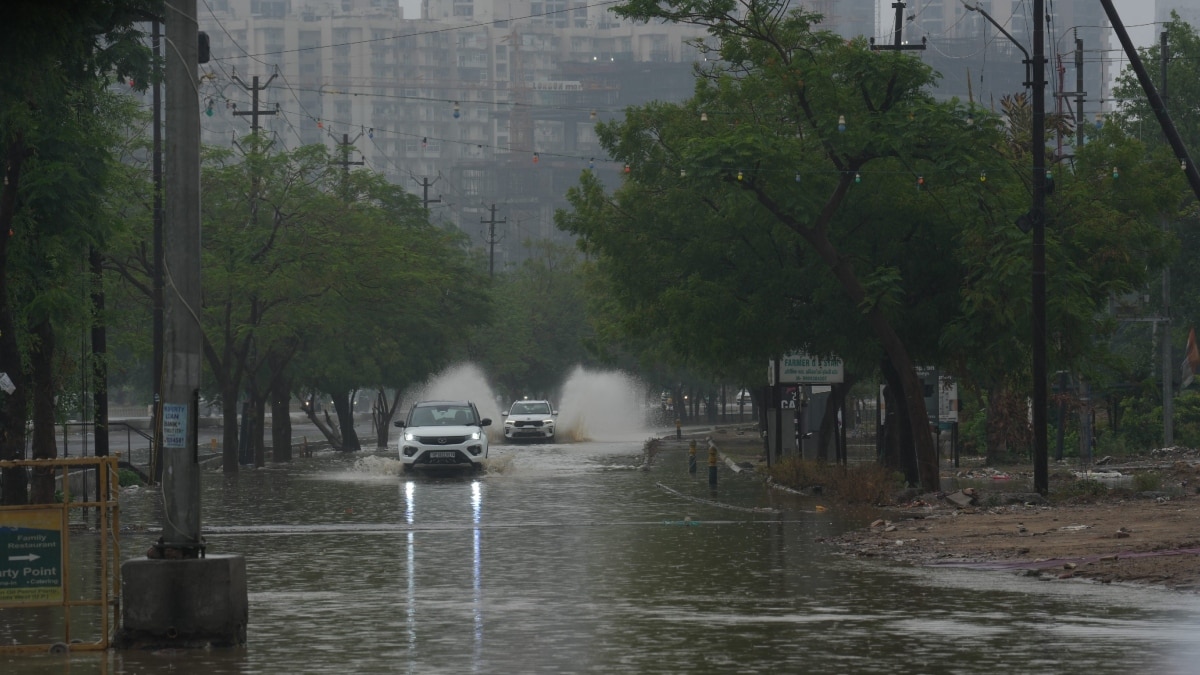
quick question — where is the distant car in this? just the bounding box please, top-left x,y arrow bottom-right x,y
502,399 -> 557,442
393,400 -> 492,472
735,389 -> 752,405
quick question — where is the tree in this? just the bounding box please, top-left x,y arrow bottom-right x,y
561,3 -> 1002,489
1,1 -> 155,504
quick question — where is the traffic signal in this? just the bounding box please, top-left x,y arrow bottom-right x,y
198,31 -> 210,64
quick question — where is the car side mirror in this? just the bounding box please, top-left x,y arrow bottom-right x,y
393,420 -> 405,428
552,410 -> 558,416
480,418 -> 492,427
501,412 -> 508,417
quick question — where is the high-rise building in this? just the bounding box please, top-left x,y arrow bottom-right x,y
1157,0 -> 1200,28
197,0 -> 707,267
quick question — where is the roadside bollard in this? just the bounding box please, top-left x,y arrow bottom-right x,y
688,439 -> 697,474
707,439 -> 718,487
675,418 -> 682,440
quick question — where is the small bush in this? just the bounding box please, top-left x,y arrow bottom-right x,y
767,459 -> 904,505
118,469 -> 144,487
1131,471 -> 1162,492
1052,478 -> 1110,504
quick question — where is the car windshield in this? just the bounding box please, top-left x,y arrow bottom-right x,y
510,401 -> 551,415
409,405 -> 475,427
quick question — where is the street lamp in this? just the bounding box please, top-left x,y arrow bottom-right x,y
963,0 -> 1048,494
961,2 -> 1031,88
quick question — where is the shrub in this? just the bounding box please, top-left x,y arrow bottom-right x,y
767,459 -> 904,505
118,469 -> 144,487
1052,478 -> 1110,504
1132,471 -> 1162,492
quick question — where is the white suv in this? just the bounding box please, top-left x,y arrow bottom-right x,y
394,400 -> 492,472
502,399 -> 557,442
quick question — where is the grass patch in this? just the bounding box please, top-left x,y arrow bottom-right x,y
1131,471 -> 1163,492
1051,478 -> 1111,504
767,459 -> 905,505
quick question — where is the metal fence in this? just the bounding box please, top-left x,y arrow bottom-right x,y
0,456 -> 121,653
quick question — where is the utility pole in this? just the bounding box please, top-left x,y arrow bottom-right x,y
1055,34 -> 1087,153
1075,34 -> 1085,149
152,18 -> 165,482
119,3 -> 248,650
1161,29 -> 1174,447
481,204 -> 506,277
1032,0 -> 1048,495
413,175 -> 442,210
231,71 -> 278,135
334,131 -> 364,198
870,2 -> 927,52
161,0 -> 203,555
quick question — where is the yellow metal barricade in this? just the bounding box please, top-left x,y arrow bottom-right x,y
0,456 -> 121,653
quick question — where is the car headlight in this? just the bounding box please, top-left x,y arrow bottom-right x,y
404,431 -> 415,441
471,430 -> 482,440
504,419 -> 515,427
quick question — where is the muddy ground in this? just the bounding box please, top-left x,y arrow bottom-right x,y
708,430 -> 1200,593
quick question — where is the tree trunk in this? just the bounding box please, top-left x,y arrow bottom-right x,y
90,247 -> 110,459
30,319 -> 57,504
270,379 -> 292,463
372,387 -> 399,449
986,382 -> 1032,464
331,388 -> 360,452
881,357 -> 920,486
0,137 -> 30,503
221,385 -> 240,474
302,395 -> 344,450
985,387 -> 1006,464
251,395 -> 266,467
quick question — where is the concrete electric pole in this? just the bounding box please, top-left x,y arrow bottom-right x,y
118,1 -> 248,649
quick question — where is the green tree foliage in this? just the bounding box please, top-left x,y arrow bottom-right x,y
109,135 -> 491,468
559,2 -> 1005,488
1,1 -> 156,504
942,93 -> 1176,460
1103,12 -> 1200,447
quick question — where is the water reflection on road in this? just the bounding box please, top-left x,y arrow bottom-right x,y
8,438 -> 1200,673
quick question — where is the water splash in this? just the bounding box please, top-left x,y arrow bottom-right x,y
408,363 -> 503,423
555,366 -> 649,442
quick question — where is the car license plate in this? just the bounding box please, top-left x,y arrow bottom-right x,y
430,451 -> 455,458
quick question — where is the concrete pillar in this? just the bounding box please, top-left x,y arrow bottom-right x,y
116,554 -> 248,649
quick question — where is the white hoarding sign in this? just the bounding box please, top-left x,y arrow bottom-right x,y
769,353 -> 844,384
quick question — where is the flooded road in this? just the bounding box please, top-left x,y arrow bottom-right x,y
7,436 -> 1200,673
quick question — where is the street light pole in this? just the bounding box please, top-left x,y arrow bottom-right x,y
964,0 -> 1047,493
961,2 -> 1030,87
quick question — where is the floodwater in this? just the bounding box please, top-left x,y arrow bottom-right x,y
4,438 -> 1200,674
5,367 -> 1200,673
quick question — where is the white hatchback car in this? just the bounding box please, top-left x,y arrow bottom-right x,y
502,399 -> 558,442
394,400 -> 492,472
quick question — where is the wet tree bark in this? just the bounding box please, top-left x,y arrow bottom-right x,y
30,319 -> 57,503
332,389 -> 361,452
372,387 -> 401,449
270,379 -> 292,463
0,137 -> 30,504
881,358 -> 919,486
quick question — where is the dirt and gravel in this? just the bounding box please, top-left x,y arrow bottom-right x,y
707,428 -> 1200,593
